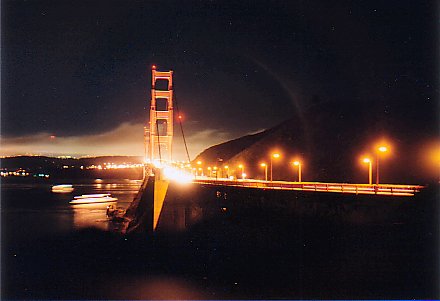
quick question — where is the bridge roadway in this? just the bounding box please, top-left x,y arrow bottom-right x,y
191,177 -> 423,197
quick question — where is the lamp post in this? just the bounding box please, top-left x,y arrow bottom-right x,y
213,166 -> 218,179
363,158 -> 372,185
270,153 -> 280,182
376,146 -> 387,185
260,163 -> 268,181
197,161 -> 202,176
207,166 -> 212,177
224,165 -> 229,179
238,164 -> 244,179
293,161 -> 302,182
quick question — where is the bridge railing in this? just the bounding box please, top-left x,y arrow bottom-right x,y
191,178 -> 424,196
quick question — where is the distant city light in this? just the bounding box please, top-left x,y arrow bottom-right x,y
85,163 -> 143,170
1,169 -> 30,177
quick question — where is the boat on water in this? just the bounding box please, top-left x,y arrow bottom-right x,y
69,193 -> 118,204
106,204 -> 126,222
52,184 -> 74,193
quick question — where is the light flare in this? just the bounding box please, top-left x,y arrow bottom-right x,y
162,166 -> 193,184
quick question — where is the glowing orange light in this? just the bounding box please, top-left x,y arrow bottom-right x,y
272,153 -> 280,158
163,166 -> 193,183
362,157 -> 373,184
50,135 -> 56,139
378,146 -> 387,152
260,163 -> 268,181
152,65 -> 156,70
292,161 -> 302,182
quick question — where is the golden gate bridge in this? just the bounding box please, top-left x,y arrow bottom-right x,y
143,66 -> 422,194
132,66 -> 425,232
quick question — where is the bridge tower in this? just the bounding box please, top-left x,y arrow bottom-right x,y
148,66 -> 174,163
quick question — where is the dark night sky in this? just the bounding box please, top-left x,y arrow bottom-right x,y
1,0 -> 438,160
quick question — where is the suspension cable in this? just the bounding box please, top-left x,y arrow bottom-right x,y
173,89 -> 191,162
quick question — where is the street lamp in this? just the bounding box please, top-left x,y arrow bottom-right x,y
197,161 -> 203,176
270,153 -> 280,182
224,165 -> 229,178
260,163 -> 268,181
207,166 -> 212,177
376,146 -> 388,185
238,164 -> 244,179
293,161 -> 302,182
363,158 -> 372,185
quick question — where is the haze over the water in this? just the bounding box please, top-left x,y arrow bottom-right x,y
1,122 -> 233,161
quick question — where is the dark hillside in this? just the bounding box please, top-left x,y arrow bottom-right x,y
193,100 -> 435,184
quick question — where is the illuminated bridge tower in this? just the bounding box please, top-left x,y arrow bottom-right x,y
148,66 -> 174,163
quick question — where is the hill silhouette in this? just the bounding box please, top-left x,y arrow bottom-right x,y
194,99 -> 437,184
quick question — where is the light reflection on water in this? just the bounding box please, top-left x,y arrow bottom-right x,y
2,179 -> 141,242
71,202 -> 117,231
68,180 -> 140,231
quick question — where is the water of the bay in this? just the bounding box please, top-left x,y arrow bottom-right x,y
1,179 -> 140,242
1,178 -> 439,300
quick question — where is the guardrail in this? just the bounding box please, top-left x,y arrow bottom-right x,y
191,178 -> 424,196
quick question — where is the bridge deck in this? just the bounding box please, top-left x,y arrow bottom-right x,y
192,178 -> 423,196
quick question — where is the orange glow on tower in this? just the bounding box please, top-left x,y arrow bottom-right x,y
149,67 -> 174,163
